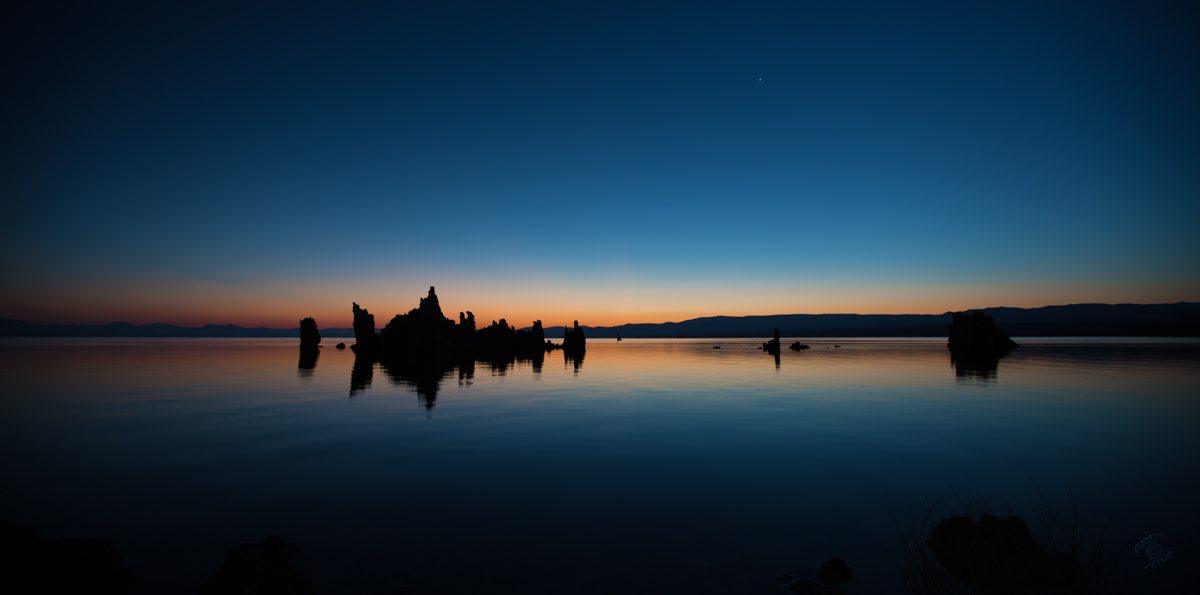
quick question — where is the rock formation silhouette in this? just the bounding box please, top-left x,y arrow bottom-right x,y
789,341 -> 810,351
350,302 -> 379,355
926,514 -> 1078,594
459,311 -> 477,350
348,287 -> 580,401
377,286 -> 458,360
297,317 -> 320,379
763,328 -> 781,354
0,519 -> 136,595
948,311 -> 1018,356
298,317 -> 320,350
562,320 -> 586,354
198,535 -> 315,595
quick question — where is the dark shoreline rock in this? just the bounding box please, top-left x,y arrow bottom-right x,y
786,556 -> 853,594
818,557 -> 852,586
198,535 -> 315,595
927,514 -> 1078,593
0,519 -> 136,595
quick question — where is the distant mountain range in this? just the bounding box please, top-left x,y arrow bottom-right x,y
3,302 -> 1199,338
541,302 -> 1200,338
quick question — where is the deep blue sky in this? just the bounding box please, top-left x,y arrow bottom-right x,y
3,1 -> 1198,327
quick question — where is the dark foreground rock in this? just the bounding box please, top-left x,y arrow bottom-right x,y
198,535 -> 315,595
785,556 -> 852,595
818,557 -> 852,586
927,514 -> 1078,594
0,519 -> 136,595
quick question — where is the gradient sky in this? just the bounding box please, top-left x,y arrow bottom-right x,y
3,1 -> 1198,328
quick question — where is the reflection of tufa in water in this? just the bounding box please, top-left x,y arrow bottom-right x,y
297,348 -> 318,380
952,352 -> 1000,383
349,352 -> 374,397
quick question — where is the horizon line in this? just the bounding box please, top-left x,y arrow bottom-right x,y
5,300 -> 1198,330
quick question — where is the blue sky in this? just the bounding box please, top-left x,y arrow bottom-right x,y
3,1 -> 1197,327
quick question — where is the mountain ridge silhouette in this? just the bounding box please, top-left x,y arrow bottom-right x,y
2,302 -> 1198,337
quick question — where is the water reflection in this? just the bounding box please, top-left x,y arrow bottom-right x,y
951,351 -> 1002,384
297,348 -> 319,381
457,359 -> 475,387
480,350 -> 546,377
348,350 -> 550,408
565,349 -> 584,375
379,358 -> 456,412
2,338 -> 1198,593
349,354 -> 374,397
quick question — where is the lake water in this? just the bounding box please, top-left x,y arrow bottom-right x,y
1,337 -> 1197,593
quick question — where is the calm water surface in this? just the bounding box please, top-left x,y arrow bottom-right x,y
1,338 -> 1197,593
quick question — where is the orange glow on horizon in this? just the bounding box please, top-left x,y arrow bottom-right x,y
3,274 -> 1197,329
9,278 -> 1200,331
